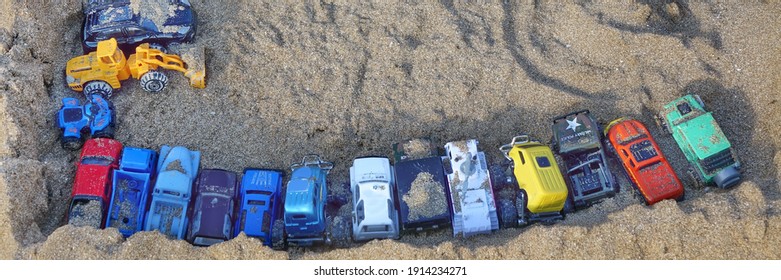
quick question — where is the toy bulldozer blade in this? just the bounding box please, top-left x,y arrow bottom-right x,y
185,69 -> 206,89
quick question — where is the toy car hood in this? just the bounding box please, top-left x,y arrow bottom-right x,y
158,146 -> 199,180
674,114 -> 732,160
352,157 -> 392,184
553,112 -> 601,154
73,164 -> 114,199
81,138 -> 123,159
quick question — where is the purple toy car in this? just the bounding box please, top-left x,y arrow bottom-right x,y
186,169 -> 240,246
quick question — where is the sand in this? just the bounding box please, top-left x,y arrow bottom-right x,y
405,172 -> 449,220
1,0 -> 781,259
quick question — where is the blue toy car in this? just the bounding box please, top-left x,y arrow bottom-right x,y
107,147 -> 157,237
81,0 -> 197,53
283,155 -> 351,247
234,168 -> 285,249
57,95 -> 115,151
144,145 -> 200,239
187,169 -> 240,247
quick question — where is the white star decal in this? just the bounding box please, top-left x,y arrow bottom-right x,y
566,117 -> 581,132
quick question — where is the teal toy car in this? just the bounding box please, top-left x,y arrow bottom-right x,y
658,94 -> 741,188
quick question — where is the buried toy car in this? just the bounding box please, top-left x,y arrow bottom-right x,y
67,138 -> 123,228
144,145 -> 200,239
498,135 -> 569,227
235,169 -> 285,249
57,95 -> 116,151
81,0 -> 197,53
349,156 -> 399,241
658,94 -> 741,188
283,155 -> 350,247
392,139 -> 452,233
186,169 -> 240,246
443,139 -> 498,237
604,118 -> 684,204
107,146 -> 157,237
552,110 -> 617,208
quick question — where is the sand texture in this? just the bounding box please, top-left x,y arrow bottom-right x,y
1,0 -> 781,259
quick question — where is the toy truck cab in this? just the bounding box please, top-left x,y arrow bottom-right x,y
604,118 -> 684,204
392,139 -> 452,233
235,169 -> 285,249
68,138 -> 123,228
443,140 -> 498,237
107,147 -> 157,237
283,155 -> 333,247
57,95 -> 116,150
552,110 -> 617,208
66,38 -> 130,96
349,156 -> 400,241
144,145 -> 200,239
498,135 -> 569,227
659,94 -> 741,188
187,169 -> 239,246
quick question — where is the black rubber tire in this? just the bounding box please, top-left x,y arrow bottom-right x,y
516,190 -> 529,227
675,188 -> 686,202
271,218 -> 286,250
61,136 -> 84,151
93,124 -> 115,139
140,71 -> 169,93
498,197 -> 518,228
562,196 -> 575,214
687,169 -> 702,188
714,166 -> 741,189
83,81 -> 113,98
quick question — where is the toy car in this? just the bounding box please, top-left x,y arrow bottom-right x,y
349,156 -> 400,241
443,140 -> 498,237
283,155 -> 350,247
552,110 -> 617,208
57,95 -> 116,151
107,146 -> 157,237
67,138 -> 123,228
392,139 -> 452,233
144,145 -> 200,239
186,169 -> 239,246
498,135 -> 569,227
66,38 -> 205,97
234,168 -> 285,249
658,94 -> 741,188
604,118 -> 684,204
81,0 -> 196,53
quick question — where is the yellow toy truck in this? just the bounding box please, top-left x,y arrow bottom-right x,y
497,135 -> 570,227
65,38 -> 205,97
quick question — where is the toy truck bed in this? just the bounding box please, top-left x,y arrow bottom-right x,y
444,140 -> 498,237
107,147 -> 157,237
235,169 -> 285,248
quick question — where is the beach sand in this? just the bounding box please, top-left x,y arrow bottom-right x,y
1,0 -> 780,259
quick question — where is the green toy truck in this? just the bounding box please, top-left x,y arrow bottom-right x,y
658,94 -> 741,188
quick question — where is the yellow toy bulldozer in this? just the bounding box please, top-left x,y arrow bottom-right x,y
65,38 -> 205,97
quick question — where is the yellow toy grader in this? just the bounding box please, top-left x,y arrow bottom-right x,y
65,38 -> 205,97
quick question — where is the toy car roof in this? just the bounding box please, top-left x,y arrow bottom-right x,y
119,147 -> 156,173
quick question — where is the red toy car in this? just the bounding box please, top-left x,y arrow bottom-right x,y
604,118 -> 684,205
67,138 -> 123,228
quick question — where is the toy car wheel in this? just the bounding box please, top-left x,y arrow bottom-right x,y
516,190 -> 529,227
93,125 -> 115,139
83,81 -> 113,98
140,71 -> 169,93
271,218 -> 286,250
497,197 -> 518,228
562,196 -> 575,214
687,169 -> 702,188
61,136 -> 83,151
675,188 -> 686,202
713,166 -> 741,189
654,115 -> 670,135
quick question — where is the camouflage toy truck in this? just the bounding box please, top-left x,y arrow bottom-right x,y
658,94 -> 741,188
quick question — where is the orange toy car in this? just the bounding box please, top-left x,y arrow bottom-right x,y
604,118 -> 684,204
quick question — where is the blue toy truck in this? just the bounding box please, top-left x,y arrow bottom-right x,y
107,147 -> 157,237
235,169 -> 285,249
57,95 -> 115,151
283,155 -> 351,247
144,145 -> 200,239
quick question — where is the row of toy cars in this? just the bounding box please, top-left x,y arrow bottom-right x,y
63,94 -> 743,250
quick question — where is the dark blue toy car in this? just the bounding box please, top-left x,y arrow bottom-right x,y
234,169 -> 285,249
57,95 -> 115,151
82,0 -> 197,53
107,147 -> 157,237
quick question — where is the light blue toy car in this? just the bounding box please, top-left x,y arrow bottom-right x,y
107,147 -> 157,237
284,155 -> 333,247
144,145 -> 200,239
